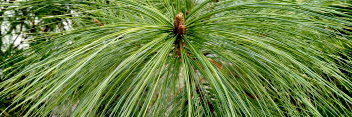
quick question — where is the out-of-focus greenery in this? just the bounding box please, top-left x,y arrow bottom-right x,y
0,0 -> 75,116
0,0 -> 352,116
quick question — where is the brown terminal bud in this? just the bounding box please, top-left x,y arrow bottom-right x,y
174,12 -> 186,35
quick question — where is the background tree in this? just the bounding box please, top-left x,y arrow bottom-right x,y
1,0 -> 352,116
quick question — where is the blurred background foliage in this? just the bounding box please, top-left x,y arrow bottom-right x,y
0,0 -> 74,115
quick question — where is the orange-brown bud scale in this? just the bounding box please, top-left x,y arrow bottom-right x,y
92,18 -> 104,26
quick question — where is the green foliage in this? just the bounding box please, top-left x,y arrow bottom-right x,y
0,0 -> 74,49
0,0 -> 77,116
1,0 -> 352,116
